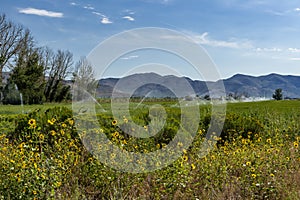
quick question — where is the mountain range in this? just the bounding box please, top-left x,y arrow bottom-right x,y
97,73 -> 300,99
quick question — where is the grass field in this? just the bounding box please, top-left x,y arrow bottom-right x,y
1,100 -> 300,199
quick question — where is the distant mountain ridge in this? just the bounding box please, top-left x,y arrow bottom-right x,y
97,73 -> 300,98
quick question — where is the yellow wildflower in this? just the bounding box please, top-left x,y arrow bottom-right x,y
191,163 -> 196,170
28,119 -> 36,128
39,134 -> 44,141
68,118 -> 74,126
50,130 -> 56,136
112,131 -> 119,138
183,155 -> 188,162
112,119 -> 117,126
294,141 -> 299,148
144,125 -> 148,131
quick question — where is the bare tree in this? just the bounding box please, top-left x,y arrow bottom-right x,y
0,14 -> 27,87
14,29 -> 35,68
44,50 -> 73,102
38,46 -> 53,77
73,57 -> 98,101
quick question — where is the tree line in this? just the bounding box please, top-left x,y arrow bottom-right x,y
0,14 -> 96,104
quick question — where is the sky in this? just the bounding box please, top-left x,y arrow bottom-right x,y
1,0 -> 300,80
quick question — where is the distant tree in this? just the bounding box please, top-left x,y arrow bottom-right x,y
72,57 -> 98,101
272,88 -> 283,100
184,96 -> 193,101
204,94 -> 210,100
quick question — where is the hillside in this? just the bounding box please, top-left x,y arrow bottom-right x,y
97,73 -> 300,98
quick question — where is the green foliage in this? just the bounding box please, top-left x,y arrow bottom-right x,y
7,107 -> 76,143
220,112 -> 264,143
10,51 -> 45,104
204,94 -> 210,100
52,83 -> 71,102
2,82 -> 21,105
0,107 -> 80,199
272,88 -> 283,100
1,100 -> 300,199
0,14 -> 74,105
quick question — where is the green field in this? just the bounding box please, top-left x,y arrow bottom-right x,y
1,100 -> 300,199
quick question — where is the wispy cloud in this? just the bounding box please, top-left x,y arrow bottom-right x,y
92,11 -> 106,17
295,8 -> 300,12
251,47 -> 300,62
288,48 -> 300,53
101,17 -> 113,24
122,16 -> 135,21
19,8 -> 63,18
70,2 -> 79,6
254,47 -> 300,54
290,57 -> 300,61
83,5 -> 95,10
265,9 -> 286,16
120,55 -> 139,60
192,32 -> 252,49
123,9 -> 135,15
255,47 -> 283,52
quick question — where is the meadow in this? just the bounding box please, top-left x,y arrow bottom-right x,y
1,100 -> 300,199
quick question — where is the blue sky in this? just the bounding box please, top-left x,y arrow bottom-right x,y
1,0 -> 300,80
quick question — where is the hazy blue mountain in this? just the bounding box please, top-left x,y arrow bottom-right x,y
97,73 -> 300,98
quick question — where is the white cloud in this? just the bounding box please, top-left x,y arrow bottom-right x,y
123,9 -> 135,15
295,8 -> 300,11
92,11 -> 106,17
290,57 -> 300,61
288,48 -> 300,53
101,17 -> 113,24
70,2 -> 78,6
120,55 -> 139,60
19,8 -> 63,18
122,16 -> 135,21
265,10 -> 286,16
255,47 -> 282,52
83,5 -> 95,10
193,32 -> 252,49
